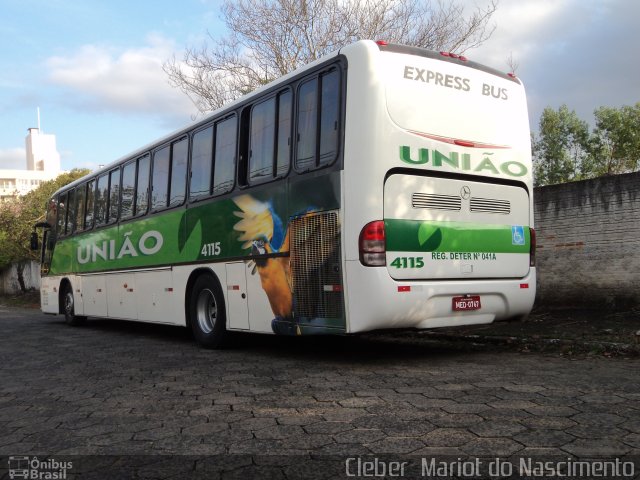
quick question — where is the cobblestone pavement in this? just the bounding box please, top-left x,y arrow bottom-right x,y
1,306 -> 639,478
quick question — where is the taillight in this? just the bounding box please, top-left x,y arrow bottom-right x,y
529,227 -> 536,267
359,221 -> 386,266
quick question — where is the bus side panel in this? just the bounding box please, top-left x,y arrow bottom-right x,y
225,262 -> 250,330
106,272 -> 137,320
136,269 -> 181,324
40,275 -> 58,314
73,275 -> 86,316
83,275 -> 107,317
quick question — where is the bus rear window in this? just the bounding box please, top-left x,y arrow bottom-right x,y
383,53 -> 528,146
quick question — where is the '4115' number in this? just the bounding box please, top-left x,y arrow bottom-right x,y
201,242 -> 221,256
389,256 -> 424,269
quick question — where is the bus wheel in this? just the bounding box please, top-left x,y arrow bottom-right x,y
189,274 -> 227,349
62,284 -> 86,326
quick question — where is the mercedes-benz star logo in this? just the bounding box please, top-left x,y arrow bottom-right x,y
460,186 -> 471,199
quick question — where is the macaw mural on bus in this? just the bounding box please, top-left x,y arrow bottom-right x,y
232,195 -> 295,331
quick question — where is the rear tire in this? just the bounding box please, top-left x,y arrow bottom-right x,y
189,274 -> 227,349
62,283 -> 86,326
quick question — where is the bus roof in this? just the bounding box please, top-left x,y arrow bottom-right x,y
52,45 -> 344,197
52,39 -> 520,196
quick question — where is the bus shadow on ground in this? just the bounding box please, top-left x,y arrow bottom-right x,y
68,317 -> 487,362
69,317 -> 194,343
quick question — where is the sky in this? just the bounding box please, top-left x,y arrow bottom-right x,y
0,0 -> 638,172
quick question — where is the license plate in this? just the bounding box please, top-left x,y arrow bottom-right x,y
452,295 -> 481,311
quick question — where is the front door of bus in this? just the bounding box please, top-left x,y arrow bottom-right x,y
225,263 -> 249,330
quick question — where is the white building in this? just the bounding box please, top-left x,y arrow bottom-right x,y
0,128 -> 63,201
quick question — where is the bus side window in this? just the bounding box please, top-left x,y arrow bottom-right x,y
169,137 -> 188,207
66,188 -> 76,234
295,67 -> 340,171
276,89 -> 292,177
46,197 -> 57,228
152,146 -> 170,210
248,89 -> 292,185
249,97 -> 276,184
95,173 -> 109,226
296,78 -> 318,171
318,69 -> 340,167
136,154 -> 150,215
108,168 -> 121,223
57,192 -> 67,236
213,115 -> 237,196
84,179 -> 95,230
190,126 -> 213,200
75,184 -> 86,233
121,161 -> 136,219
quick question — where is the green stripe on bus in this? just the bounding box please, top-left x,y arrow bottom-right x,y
48,172 -> 341,275
385,219 -> 530,254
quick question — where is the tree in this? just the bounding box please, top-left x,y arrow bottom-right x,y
532,105 -> 590,186
532,103 -> 640,186
0,169 -> 90,292
589,102 -> 640,176
164,0 -> 498,113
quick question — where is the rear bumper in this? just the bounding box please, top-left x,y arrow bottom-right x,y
344,260 -> 536,333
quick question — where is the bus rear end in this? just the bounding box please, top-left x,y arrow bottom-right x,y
342,41 -> 535,333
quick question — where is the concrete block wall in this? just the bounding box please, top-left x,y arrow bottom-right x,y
0,261 -> 40,295
534,172 -> 640,308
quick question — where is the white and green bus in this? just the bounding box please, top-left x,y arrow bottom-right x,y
34,40 -> 536,348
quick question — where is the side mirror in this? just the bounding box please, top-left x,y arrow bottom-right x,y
30,231 -> 39,251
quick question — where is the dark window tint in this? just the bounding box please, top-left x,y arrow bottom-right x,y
57,192 -> 67,235
121,161 -> 136,219
296,78 -> 317,171
276,90 -> 292,177
95,173 -> 109,226
169,138 -> 188,207
295,68 -> 340,171
85,180 -> 95,229
66,188 -> 76,234
250,98 -> 276,184
213,116 -> 236,196
136,154 -> 150,215
319,69 -> 340,166
75,186 -> 86,232
151,146 -> 170,210
190,126 -> 213,200
108,169 -> 120,223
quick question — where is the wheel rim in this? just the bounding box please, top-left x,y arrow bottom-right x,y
196,288 -> 217,334
64,291 -> 74,315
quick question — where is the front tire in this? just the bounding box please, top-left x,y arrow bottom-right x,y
189,274 -> 227,349
62,283 -> 86,326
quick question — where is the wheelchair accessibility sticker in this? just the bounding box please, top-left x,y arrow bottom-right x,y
511,225 -> 525,246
